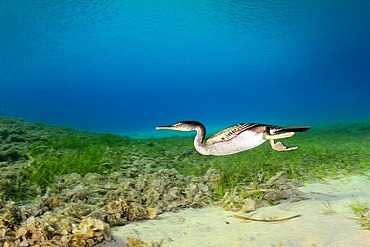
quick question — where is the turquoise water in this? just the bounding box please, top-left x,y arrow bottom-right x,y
1,1 -> 369,135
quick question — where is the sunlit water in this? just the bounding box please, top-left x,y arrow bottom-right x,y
1,1 -> 369,135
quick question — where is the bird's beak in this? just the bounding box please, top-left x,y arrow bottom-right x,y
155,125 -> 180,131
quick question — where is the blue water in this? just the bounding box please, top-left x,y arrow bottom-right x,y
1,1 -> 369,136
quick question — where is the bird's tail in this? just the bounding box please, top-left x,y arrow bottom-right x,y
279,126 -> 311,132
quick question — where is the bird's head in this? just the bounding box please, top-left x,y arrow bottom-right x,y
156,121 -> 203,132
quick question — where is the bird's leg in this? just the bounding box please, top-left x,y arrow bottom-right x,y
263,132 -> 295,140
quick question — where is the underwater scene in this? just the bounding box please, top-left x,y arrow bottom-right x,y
1,1 -> 370,246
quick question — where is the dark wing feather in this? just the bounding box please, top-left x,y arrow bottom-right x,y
206,123 -> 269,145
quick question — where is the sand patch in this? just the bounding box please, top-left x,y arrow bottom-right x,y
99,175 -> 370,247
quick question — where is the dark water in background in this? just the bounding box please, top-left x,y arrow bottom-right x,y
1,1 -> 369,137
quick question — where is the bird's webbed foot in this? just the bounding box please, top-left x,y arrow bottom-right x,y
269,140 -> 298,151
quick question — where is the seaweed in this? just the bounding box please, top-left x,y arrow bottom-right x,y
234,214 -> 301,222
348,201 -> 370,230
1,116 -> 370,245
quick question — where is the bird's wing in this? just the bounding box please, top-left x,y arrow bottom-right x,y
206,123 -> 268,145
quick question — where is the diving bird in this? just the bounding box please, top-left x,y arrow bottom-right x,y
156,121 -> 310,156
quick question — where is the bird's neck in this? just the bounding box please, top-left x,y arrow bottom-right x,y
193,124 -> 209,155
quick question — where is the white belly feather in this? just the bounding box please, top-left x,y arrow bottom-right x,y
203,131 -> 266,156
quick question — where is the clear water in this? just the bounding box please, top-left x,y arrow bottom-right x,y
1,1 -> 369,135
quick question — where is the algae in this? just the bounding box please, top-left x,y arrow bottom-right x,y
348,201 -> 370,230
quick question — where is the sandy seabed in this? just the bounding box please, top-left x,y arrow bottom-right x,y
98,175 -> 370,247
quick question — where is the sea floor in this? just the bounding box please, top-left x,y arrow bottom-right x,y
99,174 -> 370,247
1,117 -> 370,246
